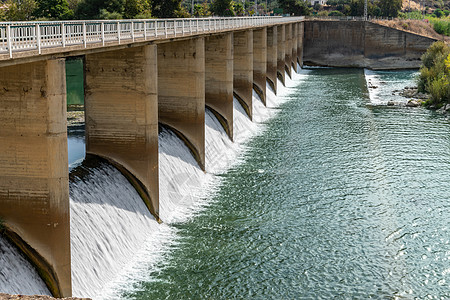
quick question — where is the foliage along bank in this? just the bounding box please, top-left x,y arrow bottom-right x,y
418,41 -> 450,108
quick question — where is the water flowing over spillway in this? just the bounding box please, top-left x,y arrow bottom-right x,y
69,163 -> 167,298
0,236 -> 50,295
0,68 -> 304,298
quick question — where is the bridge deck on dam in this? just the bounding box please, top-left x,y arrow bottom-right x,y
0,16 -> 302,66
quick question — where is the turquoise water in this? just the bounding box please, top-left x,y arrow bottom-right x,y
123,68 -> 450,299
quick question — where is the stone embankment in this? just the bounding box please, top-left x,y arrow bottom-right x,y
303,20 -> 437,69
0,294 -> 90,300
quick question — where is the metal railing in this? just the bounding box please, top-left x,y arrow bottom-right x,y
304,15 -> 399,21
0,16 -> 303,58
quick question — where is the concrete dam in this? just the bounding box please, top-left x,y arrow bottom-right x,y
0,17 -> 436,298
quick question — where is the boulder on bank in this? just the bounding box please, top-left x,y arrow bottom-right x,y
406,99 -> 422,107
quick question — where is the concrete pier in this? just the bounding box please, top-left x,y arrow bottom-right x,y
253,28 -> 267,105
277,25 -> 286,85
285,24 -> 293,78
292,23 -> 298,70
233,30 -> 254,119
158,38 -> 206,170
205,33 -> 234,141
266,26 -> 278,94
84,45 -> 160,218
0,60 -> 71,297
297,22 -> 305,67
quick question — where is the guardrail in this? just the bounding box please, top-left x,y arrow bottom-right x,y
304,16 -> 400,21
0,16 -> 304,58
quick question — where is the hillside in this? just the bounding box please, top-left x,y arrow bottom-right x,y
402,0 -> 450,10
372,19 -> 449,41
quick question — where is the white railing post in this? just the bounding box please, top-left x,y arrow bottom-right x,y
144,21 -> 147,39
182,19 -> 184,36
131,21 -> 135,42
154,20 -> 157,37
101,22 -> 105,46
83,22 -> 87,48
61,23 -> 65,47
189,20 -> 192,34
197,19 -> 199,32
174,20 -> 176,37
7,25 -> 12,58
36,24 -> 41,54
165,20 -> 168,38
117,21 -> 121,44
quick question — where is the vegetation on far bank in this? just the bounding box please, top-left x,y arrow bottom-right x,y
418,41 -> 450,108
0,0 -> 406,21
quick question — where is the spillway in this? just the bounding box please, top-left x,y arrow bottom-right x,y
0,236 -> 50,296
0,68 -> 305,299
69,162 -> 165,298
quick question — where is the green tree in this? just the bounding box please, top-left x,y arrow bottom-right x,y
279,0 -> 311,16
418,41 -> 450,107
35,0 -> 73,19
75,0 -> 125,19
233,1 -> 244,16
210,0 -> 234,16
123,0 -> 151,18
151,0 -> 186,18
376,0 -> 401,18
193,1 -> 211,17
2,0 -> 38,21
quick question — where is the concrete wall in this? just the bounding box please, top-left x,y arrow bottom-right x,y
303,20 -> 437,69
292,23 -> 298,70
277,25 -> 286,85
285,24 -> 293,78
84,45 -> 159,219
0,60 -> 71,297
205,33 -> 234,141
267,26 -> 278,93
297,22 -> 304,67
233,30 -> 253,119
253,28 -> 267,105
158,38 -> 206,170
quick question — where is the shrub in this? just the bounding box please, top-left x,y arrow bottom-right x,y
427,76 -> 450,106
435,9 -> 444,18
419,41 -> 450,107
329,10 -> 344,16
432,19 -> 448,35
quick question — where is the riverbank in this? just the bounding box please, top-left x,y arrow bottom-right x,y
67,105 -> 84,128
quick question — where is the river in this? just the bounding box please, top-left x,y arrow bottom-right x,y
108,68 -> 449,299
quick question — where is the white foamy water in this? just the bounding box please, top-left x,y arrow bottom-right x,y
364,69 -> 383,104
205,108 -> 239,174
97,76 -> 309,298
158,128 -> 212,224
0,66 -> 309,299
70,164 -> 170,299
364,69 -> 420,106
0,236 -> 50,296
